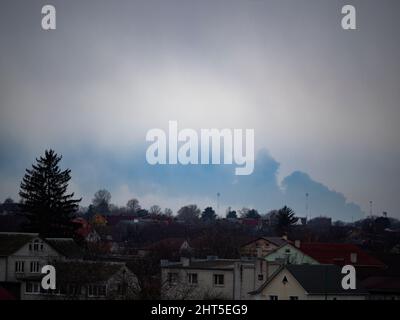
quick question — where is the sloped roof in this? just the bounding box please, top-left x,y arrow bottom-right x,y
164,259 -> 235,270
142,237 -> 189,252
54,261 -> 125,284
298,243 -> 385,267
0,233 -> 38,256
240,236 -> 288,248
287,264 -> 368,295
251,264 -> 368,296
45,238 -> 84,259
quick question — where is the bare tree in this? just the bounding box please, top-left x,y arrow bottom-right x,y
177,205 -> 201,224
164,208 -> 173,217
149,205 -> 162,216
127,198 -> 141,213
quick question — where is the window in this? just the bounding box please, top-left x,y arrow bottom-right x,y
269,295 -> 278,300
30,240 -> 44,252
117,283 -> 127,295
290,296 -> 299,300
15,261 -> 25,273
167,272 -> 178,285
213,274 -> 224,287
67,284 -> 81,296
25,282 -> 40,294
30,261 -> 40,273
187,273 -> 198,285
87,285 -> 107,297
258,274 -> 264,281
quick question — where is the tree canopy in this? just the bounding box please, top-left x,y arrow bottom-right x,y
19,149 -> 81,237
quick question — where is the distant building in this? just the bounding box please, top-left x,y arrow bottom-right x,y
264,241 -> 385,268
161,257 -> 279,300
295,242 -> 385,268
264,242 -> 319,265
138,238 -> 193,259
239,237 -> 288,258
21,261 -> 138,300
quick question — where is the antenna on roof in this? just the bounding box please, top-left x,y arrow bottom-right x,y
369,200 -> 373,217
217,192 -> 220,216
305,192 -> 310,221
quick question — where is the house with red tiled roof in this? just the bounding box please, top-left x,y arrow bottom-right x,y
239,237 -> 289,258
297,242 -> 386,268
264,241 -> 385,269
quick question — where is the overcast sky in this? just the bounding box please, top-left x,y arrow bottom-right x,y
1,0 -> 399,220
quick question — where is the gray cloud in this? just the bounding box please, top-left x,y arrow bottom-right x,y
0,0 -> 399,217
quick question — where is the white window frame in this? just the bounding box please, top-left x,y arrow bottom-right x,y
15,261 -> 25,273
187,273 -> 198,285
30,261 -> 40,273
167,272 -> 179,285
213,274 -> 225,287
25,281 -> 41,295
87,284 -> 107,298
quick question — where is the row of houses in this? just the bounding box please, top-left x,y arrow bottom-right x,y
1,232 -> 400,300
160,237 -> 400,300
0,232 -> 138,300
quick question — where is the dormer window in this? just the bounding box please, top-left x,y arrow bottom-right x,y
30,239 -> 44,252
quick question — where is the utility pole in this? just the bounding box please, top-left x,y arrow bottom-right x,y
305,192 -> 310,221
217,192 -> 220,216
369,200 -> 373,217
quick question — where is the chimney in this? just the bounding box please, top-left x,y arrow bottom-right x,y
350,253 -> 357,264
160,259 -> 170,267
294,240 -> 301,249
180,257 -> 190,267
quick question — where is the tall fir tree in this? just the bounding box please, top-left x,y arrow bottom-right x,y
19,149 -> 81,237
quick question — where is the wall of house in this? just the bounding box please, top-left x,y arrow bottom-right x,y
161,267 -> 235,300
252,268 -> 308,300
6,238 -> 62,282
233,262 -> 256,300
240,239 -> 278,257
265,244 -> 319,265
0,257 -> 6,281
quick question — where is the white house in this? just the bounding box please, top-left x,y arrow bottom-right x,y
249,264 -> 368,300
264,242 -> 319,265
161,256 -> 281,300
0,232 -> 82,299
20,260 -> 139,300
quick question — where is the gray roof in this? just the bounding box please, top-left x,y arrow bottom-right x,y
241,236 -> 288,248
53,261 -> 125,284
262,237 -> 288,247
45,238 -> 84,259
287,265 -> 368,295
163,260 -> 236,271
251,264 -> 368,295
0,233 -> 38,256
